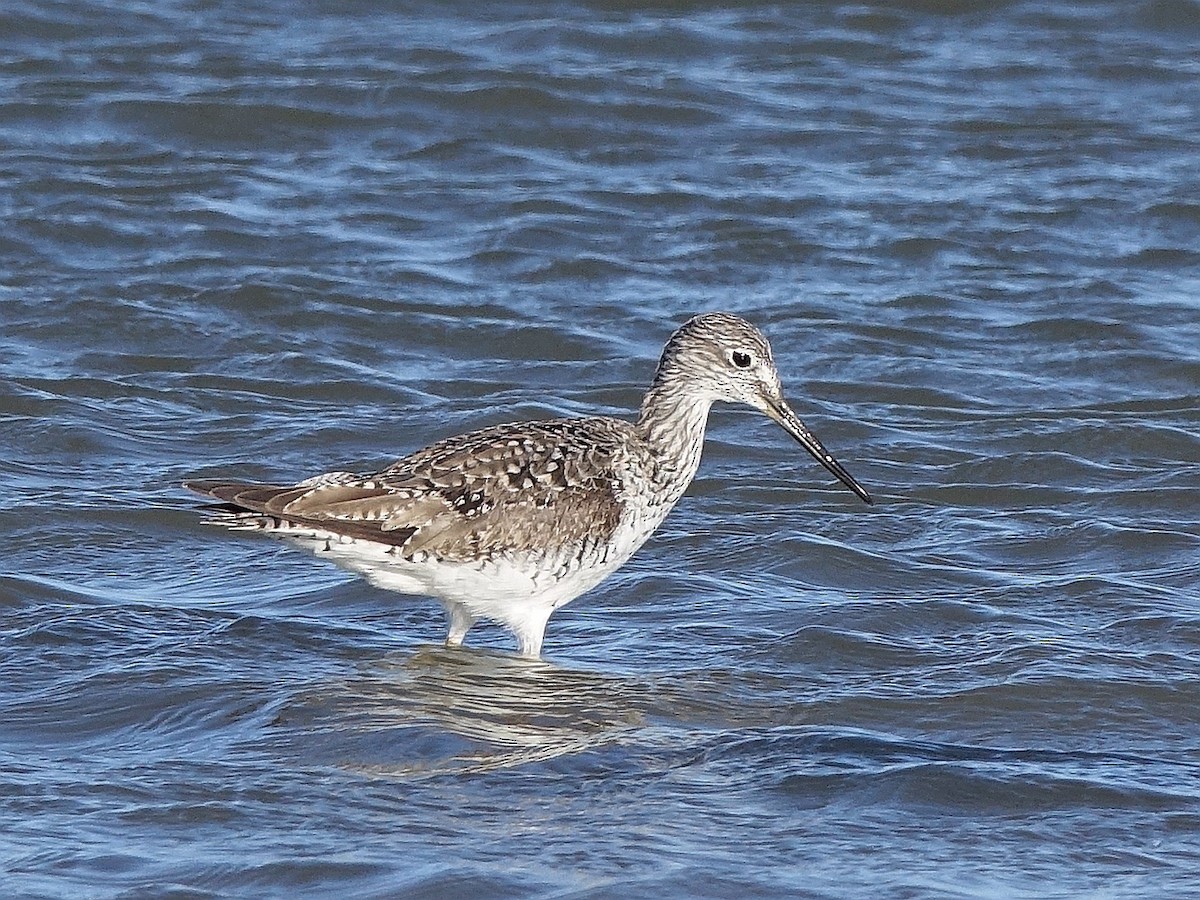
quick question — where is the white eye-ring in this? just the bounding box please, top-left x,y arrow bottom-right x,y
730,349 -> 754,369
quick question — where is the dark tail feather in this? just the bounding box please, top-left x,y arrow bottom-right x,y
183,479 -> 291,511
183,478 -> 416,546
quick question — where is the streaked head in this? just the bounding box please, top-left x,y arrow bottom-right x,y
656,312 -> 873,504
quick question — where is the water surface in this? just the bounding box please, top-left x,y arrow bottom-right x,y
2,1 -> 1199,896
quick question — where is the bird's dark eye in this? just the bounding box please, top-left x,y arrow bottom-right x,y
731,351 -> 753,369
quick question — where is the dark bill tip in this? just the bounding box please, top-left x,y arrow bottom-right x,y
765,398 -> 873,505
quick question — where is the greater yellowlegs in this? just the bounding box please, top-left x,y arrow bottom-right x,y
186,312 -> 872,658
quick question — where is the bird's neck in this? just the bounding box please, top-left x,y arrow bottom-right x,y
635,377 -> 714,493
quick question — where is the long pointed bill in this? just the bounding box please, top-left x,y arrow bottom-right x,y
763,397 -> 873,505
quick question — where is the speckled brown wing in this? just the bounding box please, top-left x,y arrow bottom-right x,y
187,417 -> 638,562
183,477 -> 424,546
371,418 -> 633,562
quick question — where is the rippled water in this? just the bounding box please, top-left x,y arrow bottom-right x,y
3,0 -> 1200,896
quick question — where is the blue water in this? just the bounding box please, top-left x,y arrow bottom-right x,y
2,1 -> 1199,896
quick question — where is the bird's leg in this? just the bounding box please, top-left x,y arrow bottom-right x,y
513,609 -> 552,660
515,631 -> 543,660
444,604 -> 475,649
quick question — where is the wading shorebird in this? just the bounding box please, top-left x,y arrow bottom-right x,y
186,312 -> 872,658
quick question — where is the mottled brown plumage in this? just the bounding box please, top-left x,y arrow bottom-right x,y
187,417 -> 644,560
186,312 -> 872,658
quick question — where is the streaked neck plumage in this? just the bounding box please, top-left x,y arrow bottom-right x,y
634,360 -> 716,505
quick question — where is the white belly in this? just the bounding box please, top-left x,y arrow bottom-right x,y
269,497 -> 667,651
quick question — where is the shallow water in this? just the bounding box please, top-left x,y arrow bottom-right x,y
2,0 -> 1199,896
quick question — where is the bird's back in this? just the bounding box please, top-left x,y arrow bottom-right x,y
188,415 -> 661,564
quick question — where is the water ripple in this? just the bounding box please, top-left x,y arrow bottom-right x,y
2,0 -> 1200,895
